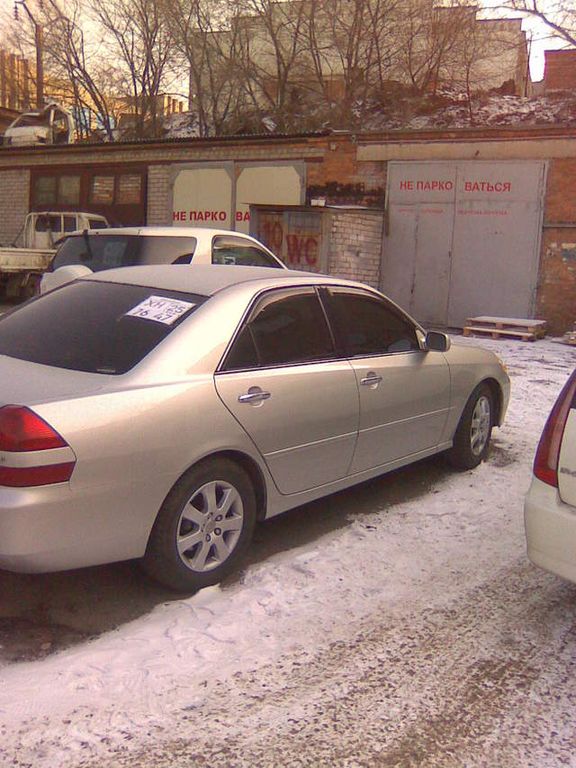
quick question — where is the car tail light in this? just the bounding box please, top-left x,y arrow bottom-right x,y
0,405 -> 75,486
533,370 -> 576,487
0,405 -> 67,451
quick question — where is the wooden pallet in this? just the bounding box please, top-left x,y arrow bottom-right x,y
463,316 -> 548,342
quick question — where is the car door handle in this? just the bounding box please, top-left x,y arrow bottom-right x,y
238,389 -> 271,404
360,373 -> 383,387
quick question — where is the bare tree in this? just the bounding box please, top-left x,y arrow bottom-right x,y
90,0 -> 176,138
499,0 -> 575,47
229,0 -> 312,132
304,0 -> 402,126
164,0 -> 246,136
3,0 -> 122,140
43,0 -> 118,140
392,1 -> 485,95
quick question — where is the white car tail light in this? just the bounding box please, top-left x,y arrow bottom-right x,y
533,370 -> 576,487
0,405 -> 75,487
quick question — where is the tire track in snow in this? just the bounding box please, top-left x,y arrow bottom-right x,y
93,560 -> 576,768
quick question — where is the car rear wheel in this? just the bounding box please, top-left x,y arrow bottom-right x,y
447,383 -> 493,470
142,458 -> 256,592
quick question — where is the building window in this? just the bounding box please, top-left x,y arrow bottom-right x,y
59,176 -> 81,206
34,177 -> 57,206
33,175 -> 81,207
91,175 -> 115,204
118,174 -> 142,204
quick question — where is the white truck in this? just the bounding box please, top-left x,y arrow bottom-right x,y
0,211 -> 109,298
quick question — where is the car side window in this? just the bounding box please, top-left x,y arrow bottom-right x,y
327,289 -> 420,356
63,215 -> 77,232
223,288 -> 334,371
172,254 -> 194,265
212,236 -> 282,268
140,236 -> 197,265
35,214 -> 62,233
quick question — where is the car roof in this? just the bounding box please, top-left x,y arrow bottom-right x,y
66,227 -> 254,238
84,264 -> 370,297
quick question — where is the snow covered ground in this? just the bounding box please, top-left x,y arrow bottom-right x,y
1,336 -> 575,767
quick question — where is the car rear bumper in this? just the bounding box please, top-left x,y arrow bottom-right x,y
0,482 -> 152,573
525,476 -> 576,584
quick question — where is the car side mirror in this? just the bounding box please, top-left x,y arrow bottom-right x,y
425,331 -> 451,352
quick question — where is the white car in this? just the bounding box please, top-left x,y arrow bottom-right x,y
525,368 -> 576,582
40,226 -> 286,293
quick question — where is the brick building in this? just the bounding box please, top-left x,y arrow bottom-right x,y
0,125 -> 574,333
0,48 -> 34,113
544,50 -> 576,92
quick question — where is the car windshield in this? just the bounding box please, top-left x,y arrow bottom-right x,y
0,281 -> 206,375
12,113 -> 47,128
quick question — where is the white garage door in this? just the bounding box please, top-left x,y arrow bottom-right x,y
171,162 -> 305,233
383,160 -> 547,327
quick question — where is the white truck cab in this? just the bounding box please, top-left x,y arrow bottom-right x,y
22,212 -> 109,250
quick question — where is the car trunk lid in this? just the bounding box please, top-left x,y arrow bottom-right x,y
0,354 -> 109,407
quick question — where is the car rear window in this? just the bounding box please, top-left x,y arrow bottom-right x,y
52,234 -> 139,271
0,281 -> 206,375
51,234 -> 198,272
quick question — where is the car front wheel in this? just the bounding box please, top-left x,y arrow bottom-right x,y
447,383 -> 493,470
142,458 -> 256,592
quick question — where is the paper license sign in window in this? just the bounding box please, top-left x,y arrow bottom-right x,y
125,295 -> 195,325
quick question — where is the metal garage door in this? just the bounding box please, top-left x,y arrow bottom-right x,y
383,160 -> 547,327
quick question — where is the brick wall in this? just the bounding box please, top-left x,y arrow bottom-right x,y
544,50 -> 576,91
0,168 -> 29,245
147,166 -> 172,225
537,230 -> 576,333
537,156 -> 576,333
307,137 -> 385,207
544,158 -> 576,224
327,210 -> 383,287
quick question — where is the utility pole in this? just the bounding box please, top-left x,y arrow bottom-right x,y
14,0 -> 44,108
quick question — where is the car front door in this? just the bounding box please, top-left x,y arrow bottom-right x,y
324,287 -> 451,474
214,287 -> 359,494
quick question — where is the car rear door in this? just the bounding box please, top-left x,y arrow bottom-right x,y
214,286 -> 359,494
324,287 -> 451,473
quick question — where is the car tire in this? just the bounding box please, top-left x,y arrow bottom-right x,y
447,383 -> 493,471
142,458 -> 256,592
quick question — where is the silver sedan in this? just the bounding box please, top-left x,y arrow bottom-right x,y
0,265 -> 510,591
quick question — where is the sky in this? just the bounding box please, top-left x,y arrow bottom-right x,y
478,0 -> 570,80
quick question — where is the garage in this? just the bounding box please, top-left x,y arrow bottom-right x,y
170,161 -> 306,234
383,160 -> 547,327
